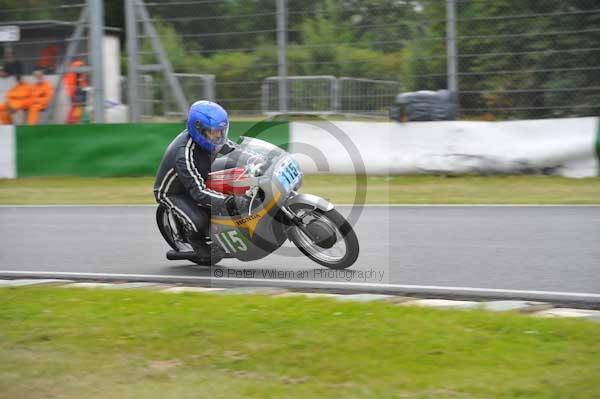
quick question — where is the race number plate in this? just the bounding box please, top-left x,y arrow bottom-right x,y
276,156 -> 301,191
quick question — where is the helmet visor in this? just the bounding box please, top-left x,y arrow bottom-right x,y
201,125 -> 228,146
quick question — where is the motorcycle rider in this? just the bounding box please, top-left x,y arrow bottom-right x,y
154,100 -> 249,261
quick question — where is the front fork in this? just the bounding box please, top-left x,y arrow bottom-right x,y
280,204 -> 310,234
280,192 -> 335,241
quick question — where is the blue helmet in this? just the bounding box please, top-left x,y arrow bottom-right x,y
186,100 -> 229,153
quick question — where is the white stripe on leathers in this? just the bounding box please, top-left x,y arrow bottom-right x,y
191,142 -> 228,198
157,167 -> 198,232
185,138 -> 225,200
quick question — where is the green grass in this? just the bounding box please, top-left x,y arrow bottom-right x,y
1,175 -> 599,204
1,287 -> 599,399
0,177 -> 153,204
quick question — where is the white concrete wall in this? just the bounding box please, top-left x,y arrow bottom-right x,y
103,35 -> 121,104
0,125 -> 16,179
289,118 -> 599,178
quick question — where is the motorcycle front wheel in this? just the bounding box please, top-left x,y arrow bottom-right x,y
287,204 -> 359,270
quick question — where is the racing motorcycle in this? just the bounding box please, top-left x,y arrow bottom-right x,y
156,137 -> 359,269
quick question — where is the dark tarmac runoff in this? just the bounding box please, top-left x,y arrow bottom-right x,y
1,205 -> 599,302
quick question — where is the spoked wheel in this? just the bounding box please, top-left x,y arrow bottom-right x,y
156,204 -> 193,252
156,204 -> 223,266
287,204 -> 359,269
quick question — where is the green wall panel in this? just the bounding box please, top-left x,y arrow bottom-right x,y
596,119 -> 600,176
16,122 -> 289,177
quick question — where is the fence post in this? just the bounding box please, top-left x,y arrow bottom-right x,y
205,75 -> 216,101
445,0 -> 458,95
126,0 -> 140,122
137,0 -> 188,116
332,77 -> 339,114
41,6 -> 88,124
276,0 -> 288,113
89,0 -> 105,122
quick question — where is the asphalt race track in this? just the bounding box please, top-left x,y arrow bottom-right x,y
1,205 -> 599,303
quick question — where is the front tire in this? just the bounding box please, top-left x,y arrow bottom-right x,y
287,205 -> 359,269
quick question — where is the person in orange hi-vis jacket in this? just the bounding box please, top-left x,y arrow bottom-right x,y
63,60 -> 87,98
27,70 -> 54,125
36,44 -> 59,73
64,60 -> 88,124
0,74 -> 32,124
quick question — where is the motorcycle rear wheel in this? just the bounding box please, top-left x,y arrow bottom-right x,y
156,204 -> 223,266
287,205 -> 359,269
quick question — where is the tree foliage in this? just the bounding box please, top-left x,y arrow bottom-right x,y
3,0 -> 599,118
417,0 -> 600,118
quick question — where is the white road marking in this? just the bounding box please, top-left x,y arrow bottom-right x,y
0,204 -> 159,207
1,270 -> 600,300
1,204 -> 599,208
338,204 -> 600,207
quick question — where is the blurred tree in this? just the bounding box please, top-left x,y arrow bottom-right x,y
419,0 -> 600,118
105,0 -> 125,41
4,0 -> 594,117
0,0 -> 83,22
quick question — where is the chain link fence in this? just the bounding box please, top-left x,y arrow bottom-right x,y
262,76 -> 336,115
129,0 -> 599,121
338,78 -> 400,116
127,0 -> 279,120
0,0 -> 124,124
127,0 -> 411,119
1,1 -> 89,124
262,76 -> 400,116
452,0 -> 600,119
163,73 -> 215,118
3,1 -> 599,123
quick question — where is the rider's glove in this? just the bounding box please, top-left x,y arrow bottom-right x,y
224,196 -> 237,216
224,195 -> 251,216
206,196 -> 230,215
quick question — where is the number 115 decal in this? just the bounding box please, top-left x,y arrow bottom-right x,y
215,230 -> 249,253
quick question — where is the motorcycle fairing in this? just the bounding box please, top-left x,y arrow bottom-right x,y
210,190 -> 287,261
211,191 -> 281,238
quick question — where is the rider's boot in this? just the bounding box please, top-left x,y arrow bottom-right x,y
188,231 -> 212,261
166,231 -> 211,261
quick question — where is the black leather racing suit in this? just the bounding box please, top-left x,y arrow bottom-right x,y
153,130 -> 236,244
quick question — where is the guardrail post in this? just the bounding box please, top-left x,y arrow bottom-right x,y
137,0 -> 188,116
89,0 -> 105,122
41,6 -> 88,124
126,0 -> 140,122
446,0 -> 458,94
276,0 -> 288,113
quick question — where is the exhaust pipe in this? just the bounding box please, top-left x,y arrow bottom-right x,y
166,250 -> 197,261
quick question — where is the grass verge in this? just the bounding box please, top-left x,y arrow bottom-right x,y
1,287 -> 599,399
1,175 -> 599,204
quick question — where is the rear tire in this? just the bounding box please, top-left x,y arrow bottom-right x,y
287,205 -> 359,269
156,204 -> 223,266
156,204 -> 182,251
